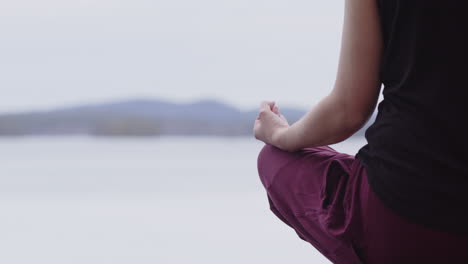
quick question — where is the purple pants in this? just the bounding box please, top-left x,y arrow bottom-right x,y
257,144 -> 468,264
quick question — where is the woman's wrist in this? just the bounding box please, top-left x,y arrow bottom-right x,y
272,125 -> 295,152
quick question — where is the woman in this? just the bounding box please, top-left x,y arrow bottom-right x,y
254,0 -> 468,263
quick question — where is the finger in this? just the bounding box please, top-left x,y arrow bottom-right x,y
269,101 -> 276,110
260,101 -> 272,110
272,105 -> 280,115
260,100 -> 275,111
279,114 -> 289,124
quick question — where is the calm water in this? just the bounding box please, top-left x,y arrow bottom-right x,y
0,136 -> 365,264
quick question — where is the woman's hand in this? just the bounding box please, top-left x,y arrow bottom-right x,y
253,101 -> 290,150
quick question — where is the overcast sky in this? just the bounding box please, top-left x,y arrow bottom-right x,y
1,0 -> 348,113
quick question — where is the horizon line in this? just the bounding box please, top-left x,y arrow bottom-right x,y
0,96 -> 310,115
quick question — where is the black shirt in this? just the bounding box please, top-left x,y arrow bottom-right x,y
355,0 -> 468,233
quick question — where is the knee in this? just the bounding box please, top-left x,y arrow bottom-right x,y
257,144 -> 273,189
257,144 -> 274,170
257,144 -> 288,189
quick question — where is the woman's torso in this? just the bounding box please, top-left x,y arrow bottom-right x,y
356,0 -> 468,233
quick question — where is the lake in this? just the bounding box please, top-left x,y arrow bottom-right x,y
0,136 -> 366,264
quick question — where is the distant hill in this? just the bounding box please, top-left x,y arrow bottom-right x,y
0,98 -> 375,137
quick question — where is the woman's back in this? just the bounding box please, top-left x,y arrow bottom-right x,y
356,0 -> 468,233
256,0 -> 468,262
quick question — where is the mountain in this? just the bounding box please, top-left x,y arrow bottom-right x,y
0,98 -> 375,137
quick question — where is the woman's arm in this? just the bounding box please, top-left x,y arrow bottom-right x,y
276,0 -> 383,152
